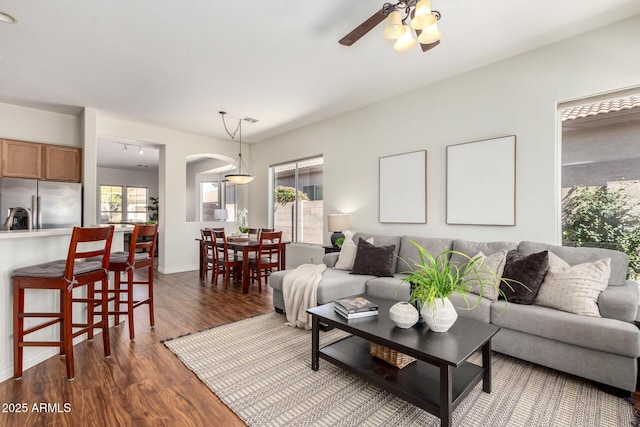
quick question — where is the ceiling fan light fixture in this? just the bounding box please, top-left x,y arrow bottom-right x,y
417,22 -> 441,44
382,10 -> 405,40
393,25 -> 417,52
410,0 -> 436,30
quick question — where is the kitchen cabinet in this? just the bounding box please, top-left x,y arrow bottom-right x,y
44,144 -> 82,182
1,139 -> 42,179
0,139 -> 82,182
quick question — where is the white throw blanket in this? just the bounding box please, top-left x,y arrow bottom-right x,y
283,263 -> 327,330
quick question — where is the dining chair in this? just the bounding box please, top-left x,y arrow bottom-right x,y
213,230 -> 243,288
249,231 -> 283,292
12,226 -> 114,380
101,223 -> 158,341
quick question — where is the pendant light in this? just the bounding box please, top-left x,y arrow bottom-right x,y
220,111 -> 254,185
0,11 -> 17,24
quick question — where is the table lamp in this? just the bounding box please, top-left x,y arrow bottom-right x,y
213,209 -> 228,221
328,213 -> 349,248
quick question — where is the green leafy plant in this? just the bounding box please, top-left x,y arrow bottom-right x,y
400,241 -> 521,310
562,183 -> 640,279
147,196 -> 159,224
335,237 -> 345,248
274,185 -> 310,205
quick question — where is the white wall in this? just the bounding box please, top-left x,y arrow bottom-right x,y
249,15 -> 640,252
0,103 -> 81,147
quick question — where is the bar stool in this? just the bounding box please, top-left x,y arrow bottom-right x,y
102,223 -> 158,341
12,226 -> 114,380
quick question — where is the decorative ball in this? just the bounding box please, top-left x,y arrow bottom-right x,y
389,302 -> 419,328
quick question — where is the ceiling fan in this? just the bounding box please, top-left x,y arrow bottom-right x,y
339,0 -> 442,52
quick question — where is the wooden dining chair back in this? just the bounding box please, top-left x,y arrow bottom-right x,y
105,223 -> 158,341
200,227 -> 225,280
249,231 -> 283,292
213,229 -> 243,288
12,226 -> 114,380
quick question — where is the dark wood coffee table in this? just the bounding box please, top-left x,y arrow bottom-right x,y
307,295 -> 500,427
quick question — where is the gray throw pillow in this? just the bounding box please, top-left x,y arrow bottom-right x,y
464,250 -> 507,302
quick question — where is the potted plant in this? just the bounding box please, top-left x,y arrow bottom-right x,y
400,240 -> 520,332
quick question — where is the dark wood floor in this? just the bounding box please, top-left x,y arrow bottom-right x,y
0,269 -> 274,427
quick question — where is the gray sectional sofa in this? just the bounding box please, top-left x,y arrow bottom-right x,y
269,232 -> 640,392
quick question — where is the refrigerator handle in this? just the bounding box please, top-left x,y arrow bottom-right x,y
36,196 -> 42,229
31,195 -> 37,229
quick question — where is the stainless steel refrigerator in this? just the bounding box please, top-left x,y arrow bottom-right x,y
0,178 -> 82,229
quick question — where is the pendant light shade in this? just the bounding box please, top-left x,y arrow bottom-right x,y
393,25 -> 417,52
410,0 -> 436,30
417,21 -> 441,44
382,11 -> 405,40
0,11 -> 17,24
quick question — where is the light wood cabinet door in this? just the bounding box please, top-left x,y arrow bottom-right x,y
1,139 -> 43,179
44,145 -> 82,182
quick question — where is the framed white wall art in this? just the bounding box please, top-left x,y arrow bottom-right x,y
379,150 -> 427,223
446,135 -> 516,225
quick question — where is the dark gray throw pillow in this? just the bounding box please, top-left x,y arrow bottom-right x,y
350,238 -> 396,277
499,250 -> 549,304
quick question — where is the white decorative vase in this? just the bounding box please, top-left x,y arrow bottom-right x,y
389,302 -> 419,328
421,297 -> 458,332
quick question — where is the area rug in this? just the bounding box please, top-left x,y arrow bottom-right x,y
164,312 -> 635,426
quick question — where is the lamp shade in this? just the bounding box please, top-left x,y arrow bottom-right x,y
213,209 -> 228,220
0,11 -> 17,23
382,10 -> 405,40
225,173 -> 254,184
417,22 -> 441,44
410,0 -> 436,30
327,214 -> 349,232
393,25 -> 417,52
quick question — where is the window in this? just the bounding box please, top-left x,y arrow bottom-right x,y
271,156 -> 323,244
223,181 -> 236,221
100,185 -> 123,224
560,92 -> 640,278
127,187 -> 148,223
100,185 -> 150,224
201,181 -> 220,221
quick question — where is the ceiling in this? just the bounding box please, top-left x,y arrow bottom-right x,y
1,1 -> 640,145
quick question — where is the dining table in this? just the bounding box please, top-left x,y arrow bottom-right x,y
198,237 -> 289,293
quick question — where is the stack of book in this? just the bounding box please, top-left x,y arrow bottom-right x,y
333,296 -> 378,319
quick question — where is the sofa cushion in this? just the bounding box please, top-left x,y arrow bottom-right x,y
449,292 -> 492,323
500,250 -> 549,304
491,301 -> 640,358
396,235 -> 454,273
366,274 -> 410,301
334,232 -> 372,270
535,256 -> 611,317
351,239 -> 396,277
353,233 -> 401,273
450,239 -> 517,267
464,250 -> 507,302
518,241 -> 628,286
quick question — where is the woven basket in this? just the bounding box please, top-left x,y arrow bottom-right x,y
369,343 -> 416,369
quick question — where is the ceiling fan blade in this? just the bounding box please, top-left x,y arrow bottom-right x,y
339,8 -> 387,46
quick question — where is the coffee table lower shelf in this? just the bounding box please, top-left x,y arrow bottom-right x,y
320,335 -> 484,420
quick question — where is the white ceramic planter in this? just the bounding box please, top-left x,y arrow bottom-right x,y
389,302 -> 419,328
421,297 -> 458,332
